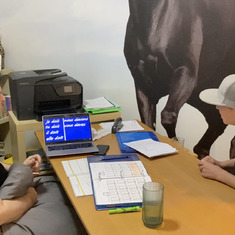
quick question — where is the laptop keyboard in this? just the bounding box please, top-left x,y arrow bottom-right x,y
48,143 -> 92,151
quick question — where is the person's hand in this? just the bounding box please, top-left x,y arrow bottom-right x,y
198,160 -> 223,180
198,155 -> 221,168
201,155 -> 216,164
23,154 -> 41,172
204,155 -> 222,167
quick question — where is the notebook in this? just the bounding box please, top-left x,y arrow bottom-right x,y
42,113 -> 99,157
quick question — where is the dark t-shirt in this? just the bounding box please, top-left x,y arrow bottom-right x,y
0,163 -> 8,187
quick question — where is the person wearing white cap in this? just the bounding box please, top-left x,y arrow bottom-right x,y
198,74 -> 235,188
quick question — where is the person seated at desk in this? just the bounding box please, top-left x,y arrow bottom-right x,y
0,155 -> 40,225
198,74 -> 235,189
0,81 -> 86,234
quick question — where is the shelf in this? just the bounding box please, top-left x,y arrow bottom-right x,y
0,69 -> 13,155
0,69 -> 13,76
0,116 -> 9,125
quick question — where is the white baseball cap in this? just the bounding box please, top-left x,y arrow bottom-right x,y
199,74 -> 235,108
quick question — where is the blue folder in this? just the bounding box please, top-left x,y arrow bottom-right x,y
87,154 -> 151,210
116,131 -> 159,153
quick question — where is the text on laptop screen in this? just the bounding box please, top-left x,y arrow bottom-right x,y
43,116 -> 92,143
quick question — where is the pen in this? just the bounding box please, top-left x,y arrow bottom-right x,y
100,155 -> 130,161
109,206 -> 140,214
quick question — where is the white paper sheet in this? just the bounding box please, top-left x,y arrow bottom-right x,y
92,128 -> 110,140
89,161 -> 151,205
100,120 -> 144,132
84,97 -> 114,109
62,158 -> 93,197
124,138 -> 177,158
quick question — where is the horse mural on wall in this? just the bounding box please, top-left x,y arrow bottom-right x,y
124,0 -> 235,159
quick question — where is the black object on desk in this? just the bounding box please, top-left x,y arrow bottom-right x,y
112,117 -> 123,133
94,145 -> 109,155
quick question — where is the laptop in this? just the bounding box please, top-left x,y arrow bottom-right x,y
42,113 -> 99,157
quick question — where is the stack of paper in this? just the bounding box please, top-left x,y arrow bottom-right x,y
84,97 -> 121,114
124,138 -> 177,158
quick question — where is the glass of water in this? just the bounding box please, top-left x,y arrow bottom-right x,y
171,136 -> 185,147
142,182 -> 164,228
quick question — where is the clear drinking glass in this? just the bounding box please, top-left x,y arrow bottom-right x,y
142,182 -> 164,228
171,136 -> 185,147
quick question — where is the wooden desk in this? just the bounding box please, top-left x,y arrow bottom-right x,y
9,111 -> 121,162
35,122 -> 235,235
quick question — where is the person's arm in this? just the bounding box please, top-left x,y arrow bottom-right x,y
199,160 -> 235,188
199,156 -> 235,169
1,162 -> 11,171
2,155 -> 41,173
0,187 -> 37,225
215,168 -> 235,188
219,158 -> 235,169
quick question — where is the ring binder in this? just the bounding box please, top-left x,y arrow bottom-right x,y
87,153 -> 152,210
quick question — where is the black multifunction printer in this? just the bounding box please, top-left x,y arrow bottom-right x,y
9,69 -> 83,120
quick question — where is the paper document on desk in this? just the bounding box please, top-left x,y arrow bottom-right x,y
124,138 -> 177,158
62,158 -> 93,197
87,154 -> 152,210
100,120 -> 144,132
84,97 -> 114,109
92,128 -> 110,140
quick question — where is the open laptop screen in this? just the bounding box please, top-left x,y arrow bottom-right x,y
43,113 -> 92,144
